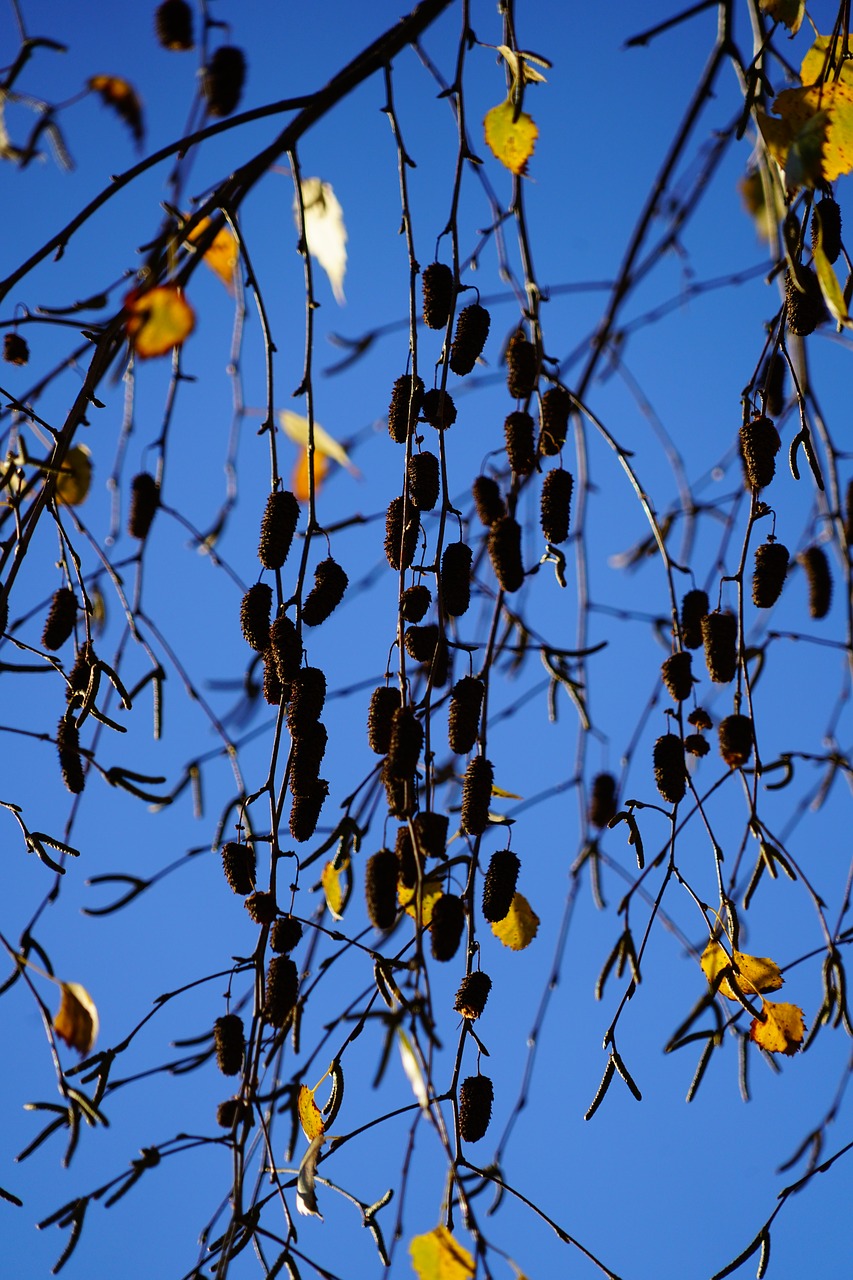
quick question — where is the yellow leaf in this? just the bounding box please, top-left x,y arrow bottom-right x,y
189,217 -> 239,292
491,892 -> 539,950
493,45 -> 550,86
749,999 -> 806,1055
398,877 -> 444,926
759,0 -> 804,35
773,83 -> 853,184
321,857 -> 351,920
55,445 -> 92,506
53,982 -> 99,1055
491,782 -> 522,800
800,34 -> 853,88
291,446 -> 329,504
297,1083 -> 325,1141
484,99 -> 538,176
278,410 -> 358,474
700,940 -> 784,1001
89,74 -> 144,146
409,1227 -> 474,1280
813,239 -> 853,327
296,178 -> 347,305
125,286 -> 195,359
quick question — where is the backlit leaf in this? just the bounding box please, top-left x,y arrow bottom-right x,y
491,891 -> 539,950
398,1029 -> 429,1110
296,178 -> 347,305
189,217 -> 239,292
125,286 -> 195,359
278,410 -> 358,474
800,34 -> 853,88
773,83 -> 853,183
321,856 -> 351,920
291,447 -> 329,503
759,0 -> 804,34
813,239 -> 853,327
55,445 -> 92,506
493,45 -> 550,86
484,99 -> 538,176
700,941 -> 784,1000
89,75 -> 144,146
409,1226 -> 474,1280
297,1083 -> 325,1141
296,1132 -> 325,1218
749,999 -> 806,1055
53,982 -> 99,1055
398,877 -> 444,926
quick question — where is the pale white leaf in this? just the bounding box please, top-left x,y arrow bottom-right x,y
296,1133 -> 326,1218
296,178 -> 347,305
278,410 -> 359,476
397,1028 -> 429,1110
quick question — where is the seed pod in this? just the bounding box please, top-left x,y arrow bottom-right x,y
461,755 -> 493,835
365,849 -> 399,930
387,706 -> 423,779
540,468 -> 573,544
472,475 -> 505,527
395,825 -> 419,889
245,891 -> 277,925
264,955 -> 299,1027
421,388 -> 457,430
811,197 -> 842,264
128,472 -> 159,540
448,676 -> 484,755
368,686 -> 402,754
270,916 -> 303,954
701,611 -> 737,684
588,773 -> 618,829
442,541 -> 472,617
740,415 -> 780,490
302,557 -> 348,627
488,516 -> 524,592
685,733 -> 710,758
203,46 -> 246,117
385,496 -> 420,571
762,354 -> 786,417
506,329 -> 537,399
752,541 -> 789,608
414,810 -> 449,859
539,386 -> 572,456
269,615 -> 302,684
449,303 -> 491,376
388,374 -> 425,444
42,588 -> 77,651
454,971 -> 492,1019
422,262 -> 454,329
258,491 -> 299,570
718,714 -> 754,768
289,779 -> 329,842
687,707 -> 712,730
3,332 -> 29,365
155,0 -> 193,49
785,267 -> 826,337
289,721 -> 328,794
407,451 -> 440,511
401,584 -> 431,623
846,479 -> 853,546
504,410 -> 536,476
57,716 -> 85,794
382,759 -> 417,818
661,652 -> 693,702
653,734 -> 687,804
240,582 -> 272,652
482,849 -> 520,923
213,1014 -> 244,1075
680,589 -> 709,650
459,1075 -> 493,1142
404,623 -> 440,664
430,893 -> 465,961
262,649 -> 284,705
800,545 -> 832,619
287,667 -> 326,732
222,842 -> 255,895
66,642 -> 95,704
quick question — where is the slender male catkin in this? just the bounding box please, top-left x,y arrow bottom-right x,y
42,588 -> 77,651
701,610 -> 738,683
482,849 -> 520,923
448,676 -> 484,755
800,545 -> 832,619
540,468 -> 573,544
57,716 -> 85,794
461,756 -> 493,835
472,475 -> 505,526
653,734 -> 687,804
449,303 -> 491,375
258,491 -> 299,570
430,894 -> 465,961
302,558 -> 348,627
459,1075 -> 493,1142
365,849 -> 399,931
752,542 -> 789,608
422,262 -> 454,329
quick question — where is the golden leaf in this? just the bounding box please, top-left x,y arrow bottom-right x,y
89,74 -> 144,146
189,217 -> 239,292
800,34 -> 853,88
297,1083 -> 325,1141
409,1226 -> 475,1280
321,857 -> 351,920
491,892 -> 539,951
749,999 -> 806,1055
398,877 -> 444,926
493,45 -> 550,86
484,99 -> 538,176
759,0 -> 804,34
125,286 -> 195,359
55,445 -> 92,506
278,410 -> 358,474
771,83 -> 853,184
291,447 -> 329,504
700,940 -> 784,1001
53,981 -> 99,1055
813,239 -> 853,327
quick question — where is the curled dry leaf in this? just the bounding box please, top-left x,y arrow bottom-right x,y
53,981 -> 99,1055
296,1132 -> 326,1218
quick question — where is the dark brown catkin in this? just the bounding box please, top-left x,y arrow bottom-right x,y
382,759 -> 417,818
57,716 -> 85,794
421,388 -> 457,430
482,849 -> 520,923
128,472 -> 159,540
245,893 -> 277,927
203,46 -> 246,117
214,1014 -> 244,1076
387,706 -> 423,779
368,686 -> 402,754
680,589 -> 709,650
258,491 -> 299,570
472,475 -> 505,526
539,386 -> 572,456
422,262 -> 454,329
800,545 -> 832,619
216,1098 -> 243,1129
66,642 -> 95,704
155,0 -> 193,49
540,468 -> 573,545
762,354 -> 786,417
812,197 -> 842,264
413,811 -> 449,859
488,516 -> 524,593
506,329 -> 538,400
395,826 -> 418,889
385,496 -> 420,571
365,849 -> 399,930
240,583 -> 272,652
264,956 -> 298,1027
430,894 -> 465,961
404,623 -> 440,664
701,610 -> 738,684
286,667 -> 326,732
262,650 -> 283,705
448,676 -> 484,755
454,971 -> 492,1019
289,779 -> 328,842
407,451 -> 440,512
688,707 -> 712,730
589,773 -> 618,829
653,734 -> 687,804
449,303 -> 491,376
459,1075 -> 493,1142
685,733 -> 710,758
270,916 -> 303,954
504,411 -> 536,476
461,756 -> 493,835
786,267 -> 826,336
289,722 -> 328,794
268,615 -> 302,684
740,415 -> 781,491
222,842 -> 255,895
302,557 -> 348,627
718,714 -> 754,768
752,542 -> 789,608
442,542 -> 472,617
401,584 -> 431,622
42,588 -> 77,651
388,374 -> 424,444
661,652 -> 693,702
3,332 -> 29,365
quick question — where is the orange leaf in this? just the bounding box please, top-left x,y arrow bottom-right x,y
53,982 -> 99,1055
125,286 -> 195,359
749,999 -> 806,1055
291,447 -> 329,504
89,75 -> 144,147
188,217 -> 239,292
